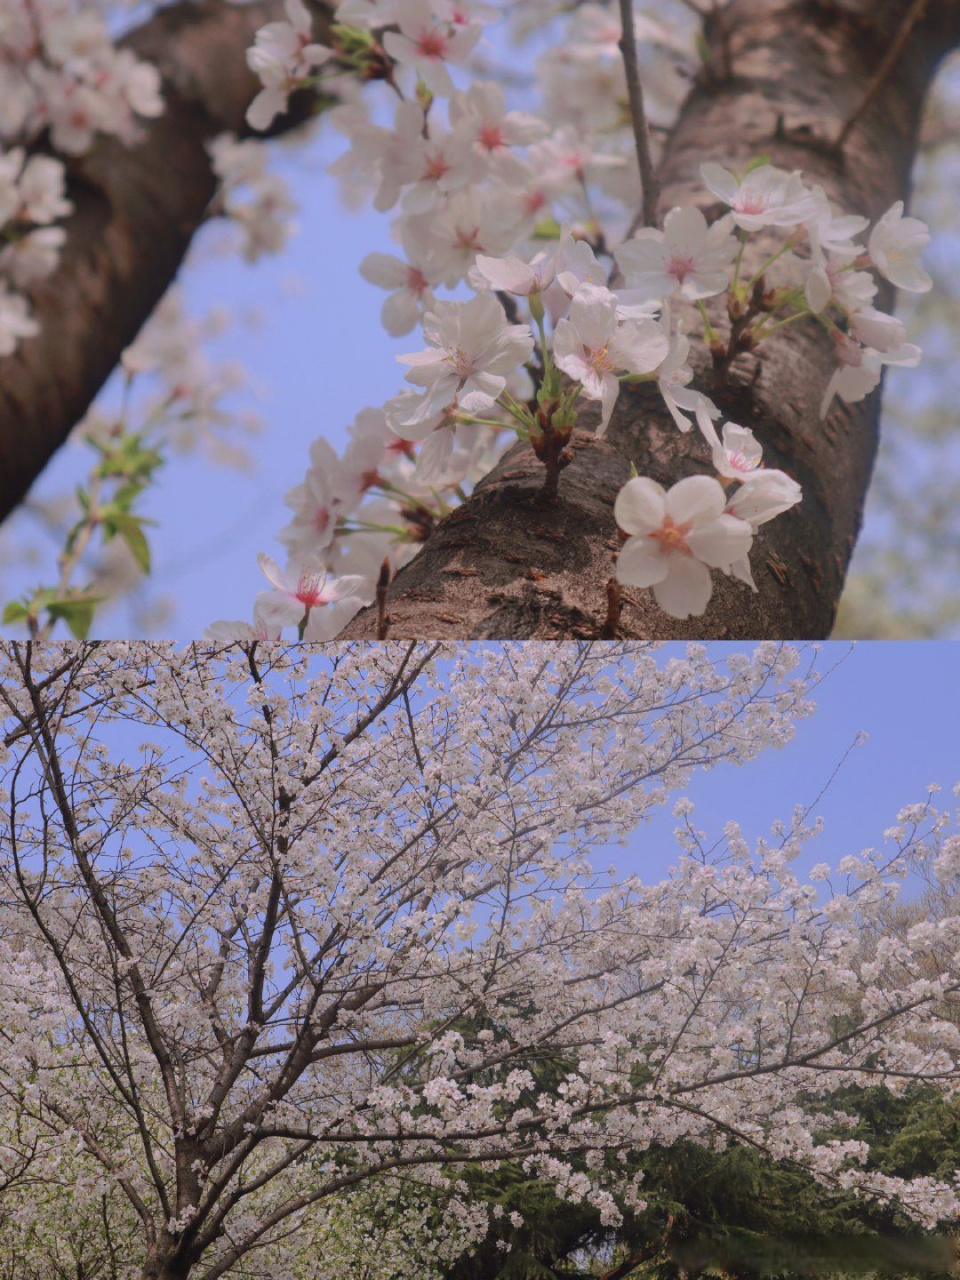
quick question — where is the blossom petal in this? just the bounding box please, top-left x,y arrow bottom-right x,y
616,535 -> 669,588
663,474 -> 726,525
614,476 -> 665,535
652,556 -> 713,618
686,514 -> 753,569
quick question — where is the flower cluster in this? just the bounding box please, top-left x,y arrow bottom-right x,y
613,406 -> 801,618
0,150 -> 72,354
0,0 -> 164,361
226,0 -> 931,636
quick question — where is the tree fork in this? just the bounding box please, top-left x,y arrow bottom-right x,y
343,0 -> 959,639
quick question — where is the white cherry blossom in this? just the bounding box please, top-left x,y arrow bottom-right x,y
382,0 -> 482,97
694,403 -> 764,480
615,206 -> 738,303
700,161 -> 819,231
553,283 -> 668,434
868,201 -> 932,293
657,329 -> 718,432
397,293 -> 535,419
614,474 -> 754,616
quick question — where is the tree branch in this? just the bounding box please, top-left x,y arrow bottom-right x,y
618,0 -> 660,230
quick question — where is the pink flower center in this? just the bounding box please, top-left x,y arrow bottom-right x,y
313,507 -> 331,533
424,151 -> 451,180
295,571 -> 328,609
360,468 -> 381,491
648,515 -> 692,554
736,195 -> 770,215
407,266 -> 430,293
417,29 -> 449,59
387,438 -> 417,459
478,123 -> 506,151
667,254 -> 696,283
524,190 -> 546,215
455,224 -> 481,249
727,452 -> 756,475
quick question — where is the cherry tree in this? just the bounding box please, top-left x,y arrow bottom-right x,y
1,639 -> 960,1279
0,0 -> 956,639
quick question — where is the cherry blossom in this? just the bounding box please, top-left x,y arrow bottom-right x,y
656,327 -> 718,432
614,474 -> 753,617
360,247 -> 440,336
694,403 -> 764,481
254,551 -> 367,635
725,467 -> 803,528
614,206 -> 738,302
553,282 -> 668,434
396,293 -> 535,422
820,331 -> 921,418
246,0 -> 333,130
700,161 -> 819,231
382,0 -> 483,98
867,201 -> 933,293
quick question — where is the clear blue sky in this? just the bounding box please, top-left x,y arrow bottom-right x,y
624,642 -> 960,883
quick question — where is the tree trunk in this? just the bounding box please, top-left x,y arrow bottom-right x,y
0,0 -> 332,524
143,1254 -> 192,1280
343,0 -> 959,639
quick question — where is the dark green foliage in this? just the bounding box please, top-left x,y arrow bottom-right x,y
440,1088 -> 960,1280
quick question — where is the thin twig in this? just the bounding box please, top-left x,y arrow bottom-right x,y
600,578 -> 622,639
835,0 -> 927,150
618,0 -> 660,228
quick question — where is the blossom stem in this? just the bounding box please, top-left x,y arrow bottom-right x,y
746,237 -> 797,288
731,231 -> 749,292
752,310 -> 808,341
696,299 -> 718,343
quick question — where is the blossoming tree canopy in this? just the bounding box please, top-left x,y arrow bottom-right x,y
0,0 -> 953,640
2,639 -> 960,1279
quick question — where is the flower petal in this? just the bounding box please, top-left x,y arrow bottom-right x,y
614,476 -> 666,535
663,474 -> 726,525
653,556 -> 713,618
616,536 -> 669,588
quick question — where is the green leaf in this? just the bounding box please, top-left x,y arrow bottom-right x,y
2,600 -> 30,624
743,152 -> 771,175
46,598 -> 98,641
112,513 -> 151,574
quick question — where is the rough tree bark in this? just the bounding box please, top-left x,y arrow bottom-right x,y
0,0 -> 332,525
0,0 -> 956,637
343,0 -> 959,639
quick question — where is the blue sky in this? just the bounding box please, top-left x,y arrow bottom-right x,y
626,642 -> 960,883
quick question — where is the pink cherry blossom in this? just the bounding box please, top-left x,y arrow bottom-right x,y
255,551 -> 367,634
